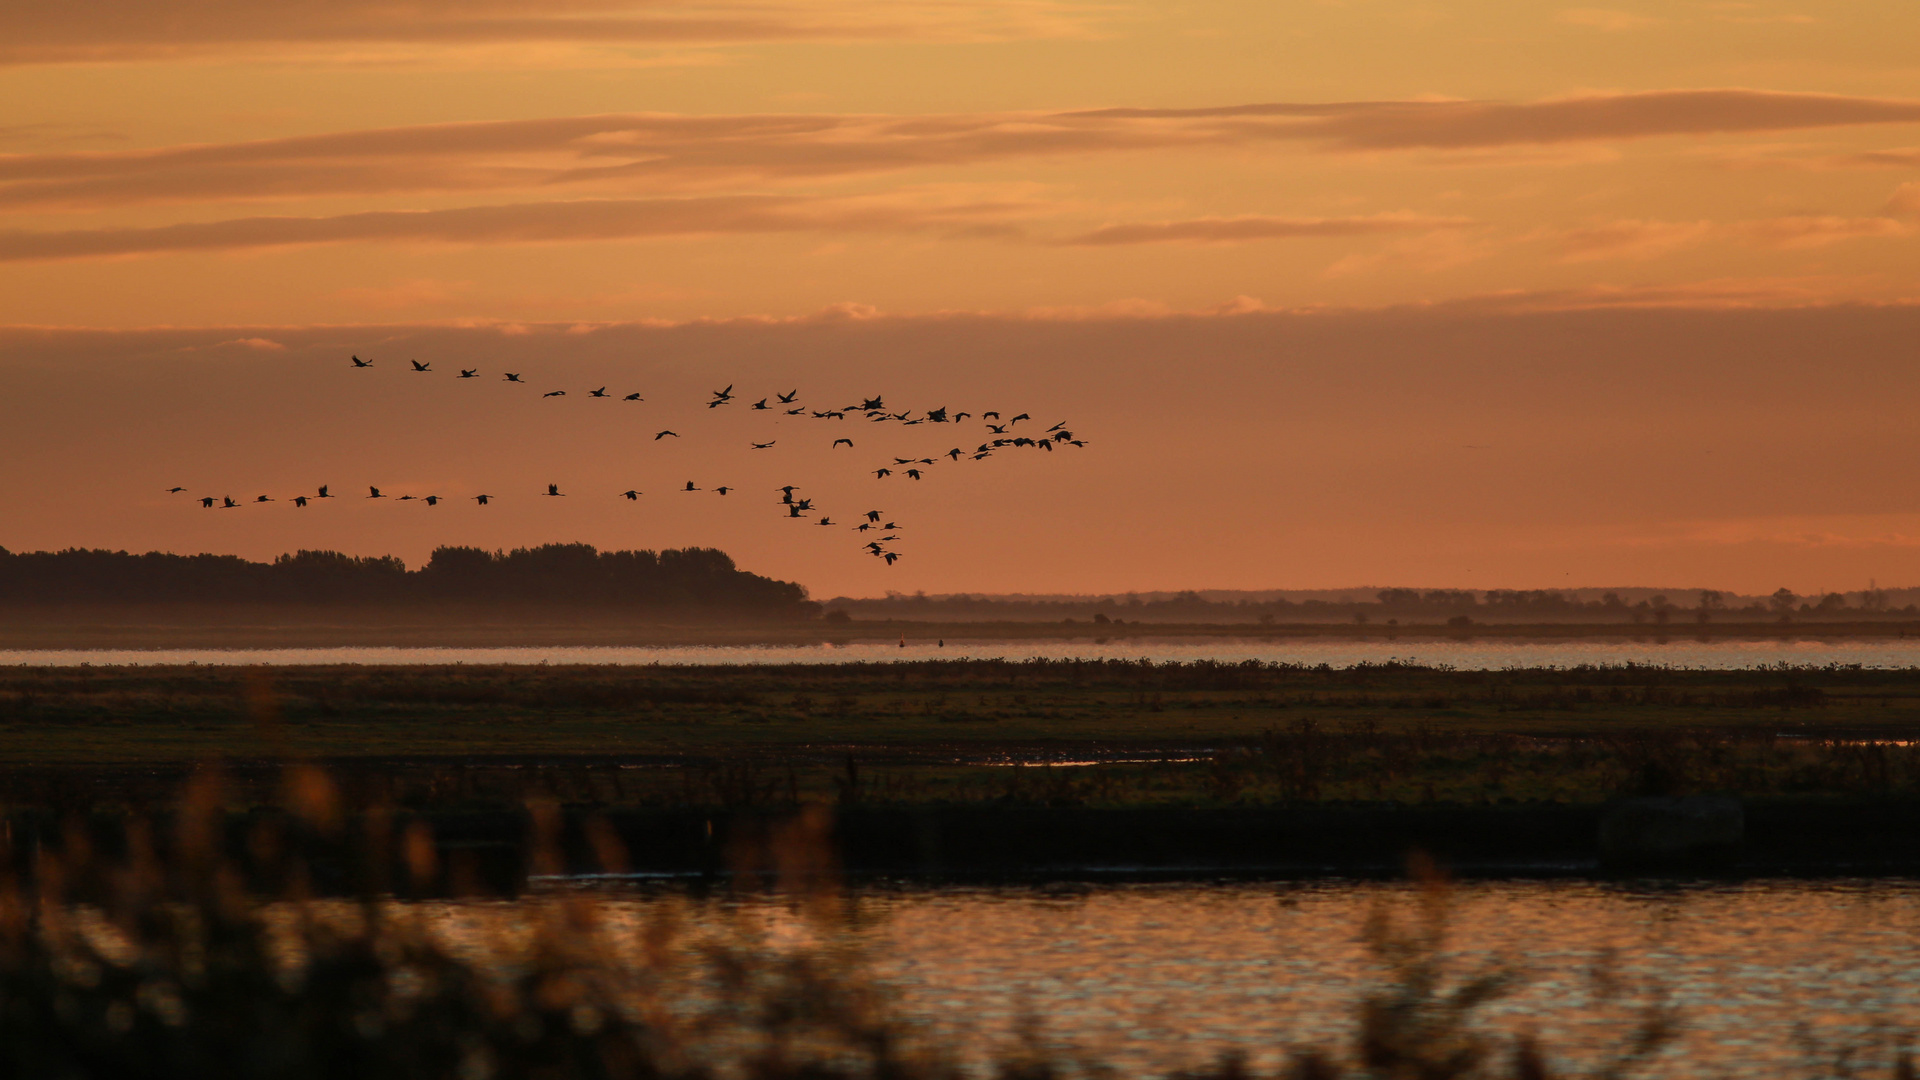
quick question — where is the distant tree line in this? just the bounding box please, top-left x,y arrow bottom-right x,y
0,544 -> 814,613
824,587 -> 1920,624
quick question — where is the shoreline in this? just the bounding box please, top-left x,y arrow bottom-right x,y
5,612 -> 1920,650
12,800 -> 1920,893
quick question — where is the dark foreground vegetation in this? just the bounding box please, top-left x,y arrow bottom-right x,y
0,544 -> 814,615
0,771 -> 1723,1080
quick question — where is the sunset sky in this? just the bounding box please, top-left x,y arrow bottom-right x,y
5,0 -> 1920,598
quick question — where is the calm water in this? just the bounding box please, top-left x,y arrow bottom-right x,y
6,636 -> 1920,670
636,878 -> 1920,1077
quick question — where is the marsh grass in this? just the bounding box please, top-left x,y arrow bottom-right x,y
0,720 -> 1916,818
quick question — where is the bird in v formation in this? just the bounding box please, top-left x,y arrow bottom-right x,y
173,357 -> 1092,568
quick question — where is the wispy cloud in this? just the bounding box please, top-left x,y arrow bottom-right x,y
0,0 -> 1102,63
1555,219 -> 1718,262
1884,182 -> 1920,218
7,90 -> 1919,213
1559,8 -> 1663,31
1543,208 -> 1912,262
1053,213 -> 1467,245
0,193 -> 1037,261
1081,89 -> 1920,150
1739,215 -> 1909,248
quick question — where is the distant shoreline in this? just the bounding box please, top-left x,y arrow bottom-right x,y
4,606 -> 1920,649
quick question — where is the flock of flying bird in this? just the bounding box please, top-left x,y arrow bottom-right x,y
166,354 -> 1090,568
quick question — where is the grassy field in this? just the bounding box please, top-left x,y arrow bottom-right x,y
1,660 -> 1917,812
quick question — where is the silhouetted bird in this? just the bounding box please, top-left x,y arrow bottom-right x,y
858,396 -> 884,411
459,369 -> 478,378
351,355 -> 372,368
882,522 -> 899,530
424,495 -> 441,506
866,510 -> 882,522
777,485 -> 797,501
987,424 -> 1008,434
905,469 -> 922,480
292,496 -> 308,507
778,390 -> 799,403
399,495 -> 416,501
817,518 -> 833,526
255,495 -> 273,503
751,441 -> 775,449
222,497 -> 238,508
654,430 -> 678,440
928,407 -> 948,422
504,373 -> 522,382
953,412 -> 971,422
683,481 -> 700,491
788,505 -> 805,518
795,498 -> 813,510
368,487 -> 384,498
983,411 -> 1000,420
874,468 -> 891,478
544,390 -> 566,397
411,360 -> 431,372
893,457 -> 915,466
474,494 -> 492,505
832,438 -> 854,448
865,542 -> 883,553
317,485 -> 332,498
624,393 -> 644,401
165,486 -> 186,494
589,387 -> 608,397
883,552 -> 900,565
785,407 -> 806,416
622,490 -> 642,500
855,523 -> 873,532
708,385 -> 734,407
1048,421 -> 1067,432
715,486 -> 732,496
547,484 -> 564,497
200,497 -> 216,508
1010,413 -> 1030,424
751,399 -> 769,410
946,448 -> 964,460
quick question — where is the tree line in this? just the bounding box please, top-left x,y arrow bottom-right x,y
824,586 -> 1920,623
0,544 -> 813,613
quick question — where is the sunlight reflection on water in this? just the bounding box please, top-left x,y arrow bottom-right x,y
839,879 -> 1920,1078
8,636 -> 1920,669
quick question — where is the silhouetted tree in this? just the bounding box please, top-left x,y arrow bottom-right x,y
0,544 -> 811,614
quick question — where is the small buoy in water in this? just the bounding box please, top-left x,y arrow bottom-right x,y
899,635 -> 906,648
938,639 -> 944,647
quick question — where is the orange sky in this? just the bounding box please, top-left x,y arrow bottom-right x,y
4,1 -> 1920,597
